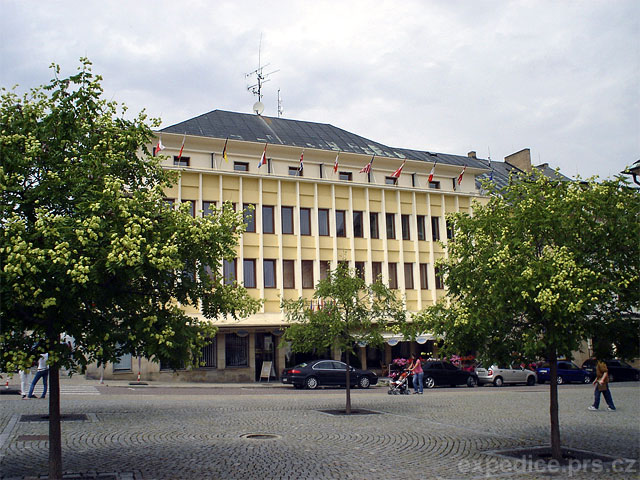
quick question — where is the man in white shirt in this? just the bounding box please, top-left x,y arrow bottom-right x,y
27,353 -> 49,399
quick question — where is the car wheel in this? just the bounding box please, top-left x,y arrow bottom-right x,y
583,375 -> 591,384
467,376 -> 477,387
493,376 -> 503,387
424,376 -> 436,389
556,376 -> 564,385
305,376 -> 319,390
527,376 -> 536,386
358,376 -> 371,389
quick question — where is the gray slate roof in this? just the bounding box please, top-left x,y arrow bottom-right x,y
475,160 -> 572,190
161,110 -> 489,170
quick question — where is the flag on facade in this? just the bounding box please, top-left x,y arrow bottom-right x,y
457,165 -> 467,185
298,150 -> 304,174
222,137 -> 229,163
177,134 -> 186,161
154,137 -> 165,157
428,161 -> 437,183
258,143 -> 268,168
391,160 -> 406,179
360,155 -> 375,174
333,153 -> 339,173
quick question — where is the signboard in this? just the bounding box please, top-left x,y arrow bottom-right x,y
260,361 -> 274,382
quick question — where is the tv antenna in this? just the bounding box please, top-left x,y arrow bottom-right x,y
246,34 -> 279,113
277,89 -> 283,118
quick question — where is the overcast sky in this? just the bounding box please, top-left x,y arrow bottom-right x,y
1,0 -> 638,179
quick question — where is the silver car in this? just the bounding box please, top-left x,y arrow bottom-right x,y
476,364 -> 537,386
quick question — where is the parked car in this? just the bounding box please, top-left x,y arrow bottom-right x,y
536,361 -> 591,384
416,360 -> 478,388
581,359 -> 640,382
475,364 -> 537,386
281,360 -> 378,390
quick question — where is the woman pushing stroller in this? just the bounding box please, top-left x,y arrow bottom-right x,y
408,354 -> 424,394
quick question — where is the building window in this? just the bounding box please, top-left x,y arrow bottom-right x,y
203,201 -> 216,217
411,173 -> 417,187
339,172 -> 353,181
320,261 -> 330,280
446,219 -> 454,240
336,210 -> 346,237
243,259 -> 256,288
372,262 -> 382,282
283,260 -> 295,289
370,212 -> 379,239
302,260 -> 314,289
263,205 -> 275,234
164,198 -> 175,208
429,181 -> 440,189
386,213 -> 396,239
435,266 -> 445,289
388,263 -> 398,289
417,215 -> 426,241
319,164 -> 324,179
113,353 -> 132,371
353,211 -> 364,238
225,333 -> 248,367
420,263 -> 429,290
385,176 -> 397,185
431,217 -> 440,241
181,200 -> 195,217
173,156 -> 190,167
404,263 -> 414,289
264,259 -> 276,288
282,206 -> 294,234
355,261 -> 365,280
318,208 -> 330,236
401,214 -> 411,240
300,207 -> 311,236
288,166 -> 301,176
199,338 -> 217,368
234,161 -> 249,172
243,203 -> 256,232
223,259 -> 236,285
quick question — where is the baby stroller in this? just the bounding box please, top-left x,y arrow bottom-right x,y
388,369 -> 411,395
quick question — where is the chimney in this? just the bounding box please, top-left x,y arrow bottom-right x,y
467,151 -> 477,158
504,148 -> 532,172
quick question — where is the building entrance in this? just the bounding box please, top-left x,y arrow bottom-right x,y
254,333 -> 276,381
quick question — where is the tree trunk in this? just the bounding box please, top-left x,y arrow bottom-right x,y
345,353 -> 352,415
49,364 -> 63,479
548,349 -> 562,460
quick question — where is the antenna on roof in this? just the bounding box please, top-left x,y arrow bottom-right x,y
277,89 -> 283,118
246,33 -> 279,114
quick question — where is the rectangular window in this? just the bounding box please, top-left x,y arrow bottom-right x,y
411,173 -> 417,187
417,215 -> 426,241
420,263 -> 429,290
199,338 -> 217,368
267,158 -> 272,174
353,211 -> 364,238
302,260 -> 314,289
319,164 -> 324,179
300,207 -> 311,236
223,259 -> 236,285
386,213 -> 396,239
203,201 -> 216,217
385,177 -> 397,185
320,261 -> 330,280
182,200 -> 195,217
431,217 -> 440,241
339,172 -> 353,181
435,266 -> 445,289
263,205 -> 275,234
243,203 -> 256,232
429,181 -> 441,189
264,259 -> 276,288
446,219 -> 454,239
288,166 -> 300,176
173,156 -> 190,167
372,262 -> 382,282
336,210 -> 346,237
113,353 -> 132,371
388,263 -> 398,289
164,198 -> 175,208
243,259 -> 256,288
370,212 -> 379,239
283,260 -> 295,289
234,161 -> 249,172
318,208 -> 330,236
401,214 -> 411,240
404,263 -> 414,289
355,261 -> 365,280
225,333 -> 248,367
282,206 -> 294,234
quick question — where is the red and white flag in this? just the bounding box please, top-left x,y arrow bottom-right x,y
177,134 -> 186,161
428,161 -> 437,183
258,143 -> 268,168
298,150 -> 304,174
391,160 -> 406,179
457,165 -> 467,185
333,153 -> 339,173
360,155 -> 375,174
154,137 -> 165,157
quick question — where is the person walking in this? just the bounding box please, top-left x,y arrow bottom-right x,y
408,353 -> 424,394
19,368 -> 32,399
28,353 -> 49,399
588,360 -> 616,411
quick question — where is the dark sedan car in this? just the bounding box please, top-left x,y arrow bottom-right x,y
416,360 -> 478,389
536,361 -> 591,384
581,359 -> 640,382
281,360 -> 378,390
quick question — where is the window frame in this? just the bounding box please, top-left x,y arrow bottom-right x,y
353,210 -> 364,238
417,215 -> 426,241
223,258 -> 237,285
243,259 -> 256,289
339,171 -> 353,181
401,214 -> 411,240
283,259 -> 295,289
386,213 -> 396,239
370,212 -> 379,239
243,203 -> 256,233
173,156 -> 190,167
302,260 -> 314,289
336,210 -> 347,237
388,262 -> 398,289
234,161 -> 249,172
225,333 -> 249,367
372,261 -> 382,282
300,207 -> 311,236
281,206 -> 294,235
419,263 -> 429,290
263,259 -> 277,289
404,262 -> 414,289
431,217 -> 440,241
262,205 -> 275,234
318,208 -> 330,236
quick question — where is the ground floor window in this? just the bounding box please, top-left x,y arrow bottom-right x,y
225,333 -> 249,367
113,353 -> 132,371
199,338 -> 217,368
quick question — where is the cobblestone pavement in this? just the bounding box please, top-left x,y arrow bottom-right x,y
0,381 -> 638,480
